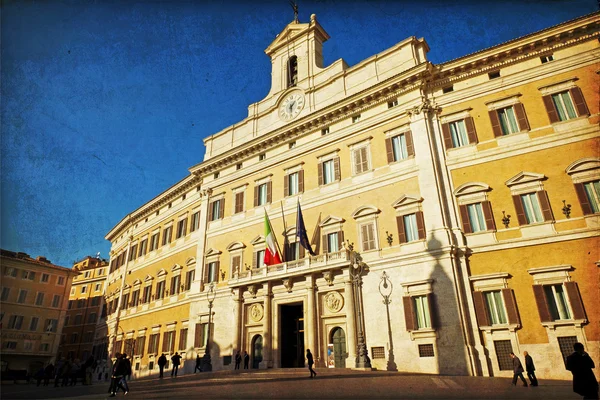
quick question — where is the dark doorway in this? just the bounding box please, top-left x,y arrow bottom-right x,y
251,335 -> 263,369
331,327 -> 346,368
280,303 -> 304,368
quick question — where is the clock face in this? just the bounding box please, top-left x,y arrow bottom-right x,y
278,92 -> 305,121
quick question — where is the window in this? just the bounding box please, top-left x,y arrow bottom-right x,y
488,71 -> 501,79
489,102 -> 529,137
209,199 -> 224,221
484,291 -> 508,325
176,218 -> 187,239
1,287 -> 9,301
3,341 -> 17,350
467,203 -> 486,232
170,275 -> 181,296
254,251 -> 265,268
194,323 -> 210,348
497,106 -> 519,135
74,314 -> 82,325
35,292 -> 45,306
371,347 -> 385,359
81,285 -> 87,294
162,225 -> 173,246
148,334 -> 160,354
551,91 -> 577,121
255,183 -> 269,207
327,232 -> 339,253
442,85 -> 454,93
388,99 -> 398,108
418,344 -> 435,357
121,293 -> 129,310
150,232 -> 160,251
413,295 -> 432,329
8,315 -> 24,330
68,300 -> 74,309
206,262 -> 218,283
156,280 -> 166,300
544,284 -> 571,320
286,242 -> 299,261
135,336 -> 145,357
576,180 -> 600,214
287,55 -> 298,88
360,222 -> 376,251
84,271 -> 91,278
532,281 -> 586,323
287,172 -> 299,196
185,270 -> 195,291
540,54 -> 554,63
41,273 -> 50,283
52,295 -> 61,308
179,328 -> 188,350
190,211 -> 201,231
29,317 -> 39,331
95,283 -> 101,292
4,267 -> 17,277
40,343 -> 50,352
258,153 -> 266,161
386,131 -> 415,163
519,193 -> 544,224
77,299 -> 86,308
17,289 -> 27,304
321,127 -> 330,135
162,331 -> 176,353
558,336 -> 578,367
131,289 -> 140,307
494,340 -> 514,371
352,114 -> 361,123
88,313 -> 97,324
138,238 -> 148,256
459,200 -> 495,234
236,163 -> 242,170
322,159 -> 336,185
403,213 -> 419,242
23,340 -> 33,351
71,333 -> 79,344
98,268 -> 104,275
352,146 -> 370,175
129,245 -> 137,261
543,87 -> 589,124
214,172 -> 220,179
142,286 -> 152,303
289,141 -> 296,149
22,270 -> 35,280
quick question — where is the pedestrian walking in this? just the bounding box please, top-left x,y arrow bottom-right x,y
195,355 -> 202,373
120,353 -> 131,393
108,353 -> 128,397
158,354 -> 167,378
54,358 -> 65,387
523,351 -> 538,386
566,342 -> 599,399
171,352 -> 182,377
235,351 -> 242,370
510,352 -> 528,387
44,363 -> 54,386
306,349 -> 317,378
243,351 -> 249,369
35,366 -> 45,386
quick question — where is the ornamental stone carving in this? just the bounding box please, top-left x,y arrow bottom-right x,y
324,291 -> 344,313
249,303 -> 264,322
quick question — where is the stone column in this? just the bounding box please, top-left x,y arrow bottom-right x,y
306,275 -> 316,363
260,282 -> 272,368
232,289 -> 242,355
344,273 -> 357,368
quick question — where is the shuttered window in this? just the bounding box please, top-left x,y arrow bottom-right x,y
532,282 -> 586,322
155,280 -> 165,300
170,275 -> 181,295
179,328 -> 188,350
194,323 -> 210,348
147,334 -> 159,354
176,219 -> 187,239
543,87 -> 589,123
459,201 -> 495,233
484,291 -> 507,324
386,132 -> 415,163
190,211 -> 201,231
185,270 -> 195,291
322,160 -> 335,184
209,199 -> 224,221
353,147 -> 370,174
403,293 -> 435,331
234,192 -> 244,214
513,191 -> 553,225
396,211 -> 426,243
360,223 -> 376,251
162,331 -> 176,353
575,180 -> 600,215
162,226 -> 173,246
490,104 -> 529,137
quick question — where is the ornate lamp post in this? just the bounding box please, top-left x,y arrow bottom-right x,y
379,271 -> 397,371
348,243 -> 371,369
202,282 -> 217,371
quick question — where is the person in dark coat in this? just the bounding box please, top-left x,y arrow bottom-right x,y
306,349 -> 317,378
234,351 -> 242,370
243,351 -> 249,369
35,366 -> 45,386
171,352 -> 182,377
510,352 -> 528,387
523,351 -> 538,386
567,342 -> 599,399
157,354 -> 167,378
108,354 -> 128,397
120,353 -> 131,393
44,363 -> 54,386
195,355 -> 202,373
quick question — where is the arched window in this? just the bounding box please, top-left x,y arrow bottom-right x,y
287,56 -> 298,88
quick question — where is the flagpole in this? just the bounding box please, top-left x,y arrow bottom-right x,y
280,201 -> 288,262
266,208 -> 284,262
311,212 -> 322,254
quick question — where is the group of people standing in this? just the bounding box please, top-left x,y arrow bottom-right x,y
40,355 -> 97,387
510,343 -> 598,399
108,352 -> 131,397
233,350 -> 250,369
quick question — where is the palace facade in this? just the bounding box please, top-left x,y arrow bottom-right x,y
104,12 -> 599,379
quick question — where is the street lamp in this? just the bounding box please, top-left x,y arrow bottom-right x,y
348,243 -> 371,369
202,282 -> 217,371
379,271 -> 397,371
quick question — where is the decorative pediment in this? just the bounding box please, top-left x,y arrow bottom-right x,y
505,172 -> 546,187
156,269 -> 167,277
351,205 -> 380,219
132,279 -> 142,286
226,241 -> 246,252
204,248 -> 222,257
185,257 -> 196,266
454,182 -> 491,197
391,195 -> 423,209
265,18 -> 329,56
171,264 -> 182,272
566,157 -> 600,175
284,226 -> 297,236
123,284 -> 131,290
320,215 -> 345,227
250,235 -> 265,246
144,274 -> 154,282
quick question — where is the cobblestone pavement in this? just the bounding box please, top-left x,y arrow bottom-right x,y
1,368 -> 578,399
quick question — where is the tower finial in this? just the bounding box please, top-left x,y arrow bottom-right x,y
289,0 -> 299,23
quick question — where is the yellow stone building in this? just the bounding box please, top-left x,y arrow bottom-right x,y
104,12 -> 599,379
0,249 -> 77,379
57,256 -> 109,363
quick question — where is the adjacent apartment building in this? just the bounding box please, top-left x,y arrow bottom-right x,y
0,249 -> 77,377
104,12 -> 599,379
57,256 -> 109,363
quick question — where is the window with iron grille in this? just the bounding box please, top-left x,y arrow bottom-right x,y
418,344 -> 435,357
558,336 -> 578,367
494,340 -> 514,371
371,346 -> 385,359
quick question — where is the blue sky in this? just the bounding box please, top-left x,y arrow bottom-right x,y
1,0 -> 597,267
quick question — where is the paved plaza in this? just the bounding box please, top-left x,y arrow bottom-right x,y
1,369 -> 580,400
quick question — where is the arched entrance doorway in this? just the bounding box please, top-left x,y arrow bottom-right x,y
251,335 -> 263,369
330,327 -> 346,368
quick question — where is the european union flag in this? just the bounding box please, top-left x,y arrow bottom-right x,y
296,201 -> 316,256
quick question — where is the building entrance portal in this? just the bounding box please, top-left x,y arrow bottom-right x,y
331,327 -> 347,368
251,335 -> 263,369
280,303 -> 304,368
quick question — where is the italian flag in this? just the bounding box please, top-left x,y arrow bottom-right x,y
264,211 -> 282,266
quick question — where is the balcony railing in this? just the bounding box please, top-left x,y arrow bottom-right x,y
230,250 -> 350,286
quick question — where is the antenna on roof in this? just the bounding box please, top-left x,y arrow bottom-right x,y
289,0 -> 299,23
96,252 -> 101,259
